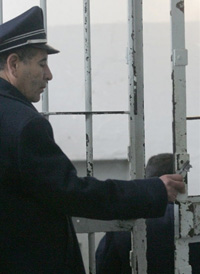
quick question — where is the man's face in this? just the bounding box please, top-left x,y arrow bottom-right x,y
15,49 -> 53,102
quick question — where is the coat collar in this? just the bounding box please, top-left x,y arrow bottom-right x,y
0,77 -> 37,112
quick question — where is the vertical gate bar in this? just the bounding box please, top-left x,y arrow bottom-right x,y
171,0 -> 187,155
83,1 -> 95,273
0,0 -> 3,24
40,0 -> 47,30
88,233 -> 95,274
40,0 -> 49,117
127,0 -> 146,273
170,0 -> 191,273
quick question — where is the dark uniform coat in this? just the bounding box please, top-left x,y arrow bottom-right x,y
0,78 -> 168,273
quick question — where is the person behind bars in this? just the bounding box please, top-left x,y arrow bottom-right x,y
96,153 -> 200,274
0,7 -> 184,274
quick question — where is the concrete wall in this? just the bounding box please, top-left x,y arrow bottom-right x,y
42,21 -> 200,194
2,1 -> 199,193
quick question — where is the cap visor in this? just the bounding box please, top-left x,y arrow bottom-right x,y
32,43 -> 59,54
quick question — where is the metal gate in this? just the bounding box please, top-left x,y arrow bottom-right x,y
1,1 -> 199,273
172,1 -> 200,273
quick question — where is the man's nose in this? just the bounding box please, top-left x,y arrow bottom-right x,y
45,65 -> 53,81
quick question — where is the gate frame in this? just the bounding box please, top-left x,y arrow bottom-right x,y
1,1 -> 199,273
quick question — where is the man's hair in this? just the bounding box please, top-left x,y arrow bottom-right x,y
146,153 -> 174,178
0,46 -> 39,70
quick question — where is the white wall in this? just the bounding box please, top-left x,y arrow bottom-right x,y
46,20 -> 199,194
2,0 -> 199,24
1,1 -> 200,193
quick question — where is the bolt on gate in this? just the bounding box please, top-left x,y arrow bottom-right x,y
1,0 -> 199,273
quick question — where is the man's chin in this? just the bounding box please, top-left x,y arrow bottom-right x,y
31,95 -> 41,103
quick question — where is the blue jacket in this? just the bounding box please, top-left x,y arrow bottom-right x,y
96,204 -> 200,274
0,78 -> 168,273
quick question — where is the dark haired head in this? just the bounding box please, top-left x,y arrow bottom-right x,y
146,153 -> 174,178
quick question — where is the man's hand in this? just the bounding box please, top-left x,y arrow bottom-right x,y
160,174 -> 185,202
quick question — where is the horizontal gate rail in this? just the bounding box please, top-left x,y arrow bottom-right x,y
40,111 -> 200,120
186,116 -> 200,120
41,111 -> 129,115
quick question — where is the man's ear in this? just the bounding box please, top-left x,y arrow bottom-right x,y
6,53 -> 20,77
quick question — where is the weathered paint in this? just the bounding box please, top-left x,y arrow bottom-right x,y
176,1 -> 184,13
83,1 -> 96,273
171,0 -> 200,273
128,0 -> 146,273
175,239 -> 192,274
41,111 -> 129,116
179,202 -> 194,238
193,204 -> 200,235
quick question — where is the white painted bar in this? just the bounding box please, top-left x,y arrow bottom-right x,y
171,0 -> 192,273
127,0 -> 146,273
83,1 -> 95,273
40,0 -> 49,116
0,0 -> 3,24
